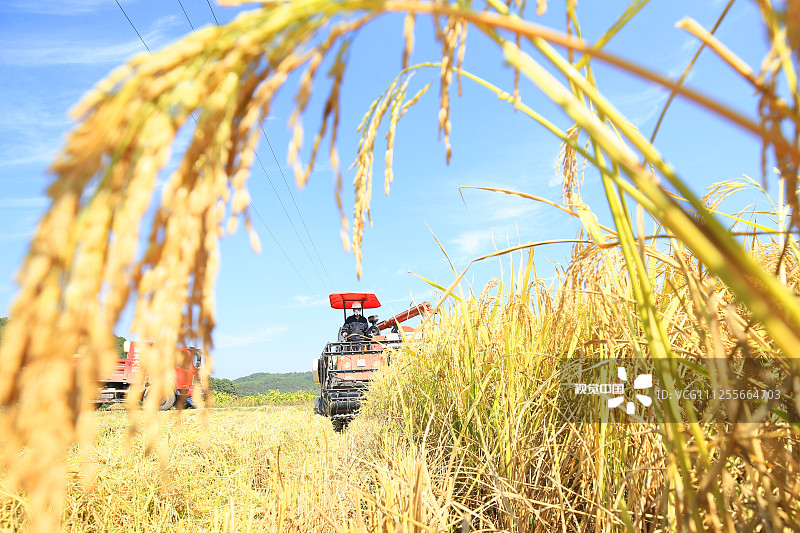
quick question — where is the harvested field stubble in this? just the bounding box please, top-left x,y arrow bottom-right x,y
1,404 -> 445,532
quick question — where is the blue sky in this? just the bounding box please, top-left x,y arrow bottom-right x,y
0,1 -> 774,377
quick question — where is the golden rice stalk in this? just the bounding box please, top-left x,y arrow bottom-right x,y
0,7 -> 383,529
456,21 -> 468,96
513,33 -> 521,109
559,124 -> 581,206
385,75 -> 412,195
351,67 -> 429,276
402,13 -> 416,69
437,17 -> 460,164
399,80 -> 432,120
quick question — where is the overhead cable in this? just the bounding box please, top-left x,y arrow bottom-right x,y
206,1 -> 335,292
113,0 -> 312,290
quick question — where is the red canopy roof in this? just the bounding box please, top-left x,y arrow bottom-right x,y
329,292 -> 381,309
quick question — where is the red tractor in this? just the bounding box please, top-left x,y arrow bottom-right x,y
94,340 -> 204,410
313,292 -> 431,431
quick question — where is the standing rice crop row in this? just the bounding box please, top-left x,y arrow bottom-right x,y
366,177 -> 800,530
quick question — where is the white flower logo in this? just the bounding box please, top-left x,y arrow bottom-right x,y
608,367 -> 653,414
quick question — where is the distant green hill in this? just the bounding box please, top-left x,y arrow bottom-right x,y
233,371 -> 317,396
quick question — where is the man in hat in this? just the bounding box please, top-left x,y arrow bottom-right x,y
343,301 -> 369,340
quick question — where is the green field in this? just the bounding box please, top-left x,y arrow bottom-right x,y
212,389 -> 317,407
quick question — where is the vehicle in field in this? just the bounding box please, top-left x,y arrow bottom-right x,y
94,340 -> 204,410
313,292 -> 432,431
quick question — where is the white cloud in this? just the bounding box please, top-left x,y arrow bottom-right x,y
611,85 -> 670,128
382,295 -> 431,305
0,197 -> 49,209
0,148 -> 59,167
214,325 -> 288,348
0,15 -> 182,67
458,186 -> 544,225
0,229 -> 35,242
148,15 -> 182,40
292,295 -> 327,307
548,153 -> 563,187
491,204 -> 536,222
664,36 -> 701,75
0,0 -> 132,15
0,128 -> 63,169
451,228 -> 495,256
0,39 -> 147,67
0,89 -> 76,169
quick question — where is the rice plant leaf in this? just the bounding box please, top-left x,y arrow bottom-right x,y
408,271 -> 462,303
574,0 -> 651,71
675,357 -> 710,380
426,222 -> 458,277
459,185 -> 617,235
576,203 -> 607,245
710,210 -> 779,233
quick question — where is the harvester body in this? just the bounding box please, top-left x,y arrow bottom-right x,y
94,340 -> 203,410
313,292 -> 431,431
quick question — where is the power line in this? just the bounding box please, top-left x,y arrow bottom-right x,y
205,0 -> 220,25
176,0 -> 195,31
113,0 -> 312,290
205,1 -> 334,292
114,0 -> 150,53
249,203 -> 310,290
252,149 -> 329,289
192,2 -> 332,292
258,123 -> 334,289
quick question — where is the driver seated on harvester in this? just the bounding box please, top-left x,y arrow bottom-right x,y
340,301 -> 370,342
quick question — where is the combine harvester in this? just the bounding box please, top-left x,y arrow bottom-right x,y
94,341 -> 204,410
313,292 -> 432,431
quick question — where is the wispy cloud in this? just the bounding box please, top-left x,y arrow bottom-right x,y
382,295 -> 431,305
0,149 -> 59,168
612,85 -> 670,128
0,0 -> 131,15
664,36 -> 701,75
0,197 -> 49,209
292,295 -> 328,307
0,15 -> 181,67
0,93 -> 75,169
0,12 -> 182,170
548,153 -> 562,187
451,228 -> 496,256
443,170 -> 555,262
491,204 -> 538,222
214,326 -> 288,348
458,184 -> 547,230
1,39 -> 147,67
0,229 -> 35,242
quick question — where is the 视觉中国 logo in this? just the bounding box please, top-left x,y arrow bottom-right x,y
574,365 -> 653,417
